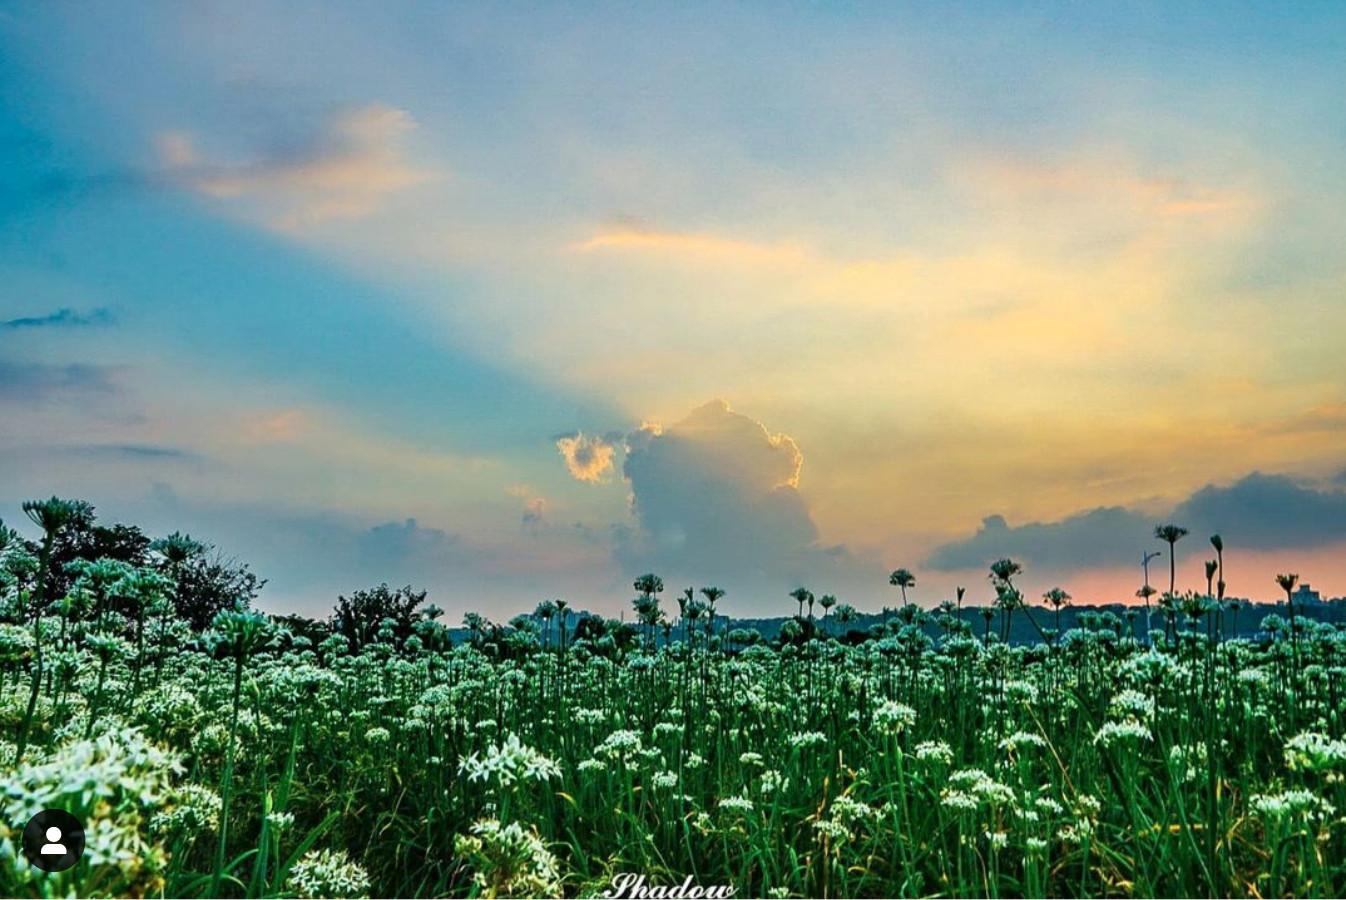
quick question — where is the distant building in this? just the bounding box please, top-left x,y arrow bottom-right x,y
1291,583 -> 1323,605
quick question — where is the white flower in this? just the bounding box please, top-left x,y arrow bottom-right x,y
997,731 -> 1046,753
718,795 -> 755,814
1284,732 -> 1346,772
286,848 -> 371,899
453,819 -> 560,898
789,731 -> 828,749
941,791 -> 979,812
873,700 -> 917,735
459,733 -> 561,791
595,729 -> 642,759
1109,689 -> 1155,720
947,768 -> 1016,806
759,769 -> 787,796
267,810 -> 296,832
652,770 -> 679,789
1251,789 -> 1336,822
915,740 -> 954,764
1093,719 -> 1153,748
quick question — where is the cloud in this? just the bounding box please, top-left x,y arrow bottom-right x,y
614,399 -> 877,599
556,431 -> 619,483
1261,403 -> 1346,435
160,104 -> 435,231
521,496 -> 548,529
1,308 -> 113,330
0,361 -> 119,404
575,226 -> 812,268
241,409 -> 310,443
953,156 -> 1259,224
927,471 -> 1346,573
66,443 -> 199,461
356,517 -> 463,578
926,507 -> 1152,572
1172,472 -> 1346,550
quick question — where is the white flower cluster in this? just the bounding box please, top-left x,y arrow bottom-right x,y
813,793 -> 879,843
1284,731 -> 1346,772
1109,689 -> 1155,720
1169,743 -> 1208,784
789,730 -> 828,749
1250,789 -> 1336,823
3,728 -> 184,895
1093,718 -> 1153,748
595,728 -> 643,759
453,818 -> 561,898
150,782 -> 223,835
459,733 -> 561,791
873,700 -> 917,735
717,794 -> 756,814
4,726 -> 183,823
651,770 -> 679,790
941,768 -> 1016,810
915,740 -> 954,764
997,731 -> 1047,753
574,707 -> 608,725
286,847 -> 371,899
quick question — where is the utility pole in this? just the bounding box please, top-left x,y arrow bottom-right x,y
1143,550 -> 1162,593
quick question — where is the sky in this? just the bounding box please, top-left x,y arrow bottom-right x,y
3,2 -> 1346,622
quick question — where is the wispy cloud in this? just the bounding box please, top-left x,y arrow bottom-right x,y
65,443 -> 200,461
160,105 -> 436,231
0,361 -> 119,403
1,307 -> 113,330
575,226 -> 812,268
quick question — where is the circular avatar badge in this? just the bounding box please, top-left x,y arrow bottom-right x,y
22,809 -> 85,872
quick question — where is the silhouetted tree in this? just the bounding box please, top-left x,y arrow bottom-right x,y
789,586 -> 813,619
889,568 -> 915,605
169,549 -> 265,632
332,583 -> 427,651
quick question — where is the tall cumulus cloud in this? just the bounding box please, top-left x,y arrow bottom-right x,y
611,400 -> 878,602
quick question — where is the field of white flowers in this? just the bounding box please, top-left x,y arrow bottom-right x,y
3,499 -> 1346,898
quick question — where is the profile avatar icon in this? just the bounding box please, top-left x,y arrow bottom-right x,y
22,809 -> 85,872
42,826 -> 68,856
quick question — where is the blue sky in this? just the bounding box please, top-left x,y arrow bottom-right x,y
3,2 -> 1346,620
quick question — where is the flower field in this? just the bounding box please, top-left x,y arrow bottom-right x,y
3,505 -> 1346,898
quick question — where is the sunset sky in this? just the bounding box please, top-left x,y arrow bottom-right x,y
3,2 -> 1346,620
